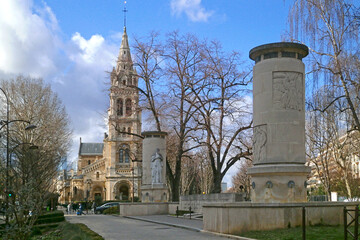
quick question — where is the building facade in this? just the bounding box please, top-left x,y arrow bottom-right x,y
58,27 -> 142,203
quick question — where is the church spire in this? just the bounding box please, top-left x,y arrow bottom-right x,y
123,1 -> 128,29
116,2 -> 132,71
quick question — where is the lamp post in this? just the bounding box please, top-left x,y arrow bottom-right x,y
131,167 -> 134,203
130,153 -> 142,203
0,87 -> 37,225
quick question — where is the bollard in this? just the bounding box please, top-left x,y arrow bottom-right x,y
302,206 -> 306,240
344,206 -> 347,240
355,205 -> 359,240
176,206 -> 179,218
189,206 -> 191,220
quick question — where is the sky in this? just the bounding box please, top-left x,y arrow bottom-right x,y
0,0 -> 293,186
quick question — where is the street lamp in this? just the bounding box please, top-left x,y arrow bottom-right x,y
0,87 -> 37,225
130,153 -> 142,203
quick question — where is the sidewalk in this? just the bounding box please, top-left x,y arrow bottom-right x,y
125,215 -> 203,232
124,215 -> 255,240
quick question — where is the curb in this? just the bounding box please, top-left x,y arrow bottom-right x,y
201,230 -> 257,240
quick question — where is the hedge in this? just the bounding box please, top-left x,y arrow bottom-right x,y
35,215 -> 65,225
103,206 -> 119,215
37,210 -> 64,219
34,210 -> 65,225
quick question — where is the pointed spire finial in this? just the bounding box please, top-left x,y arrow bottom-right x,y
123,1 -> 128,29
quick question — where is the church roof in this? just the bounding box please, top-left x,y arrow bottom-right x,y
79,143 -> 103,156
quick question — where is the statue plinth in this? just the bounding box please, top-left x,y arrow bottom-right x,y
140,131 -> 168,202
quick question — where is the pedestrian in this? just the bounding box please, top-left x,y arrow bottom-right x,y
67,203 -> 71,214
92,202 -> 96,214
78,203 -> 82,215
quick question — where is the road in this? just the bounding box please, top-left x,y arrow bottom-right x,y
66,215 -> 229,240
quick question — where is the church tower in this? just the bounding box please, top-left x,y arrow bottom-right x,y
58,5 -> 143,204
103,26 -> 142,201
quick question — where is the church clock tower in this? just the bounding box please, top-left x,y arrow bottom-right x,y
103,26 -> 142,201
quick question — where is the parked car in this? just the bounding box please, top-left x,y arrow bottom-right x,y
95,202 -> 120,214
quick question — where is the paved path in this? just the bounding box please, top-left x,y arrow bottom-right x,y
66,214 -> 244,240
125,215 -> 203,231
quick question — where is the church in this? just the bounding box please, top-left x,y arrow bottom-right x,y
57,26 -> 143,203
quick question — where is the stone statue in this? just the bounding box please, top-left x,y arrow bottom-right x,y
151,148 -> 163,184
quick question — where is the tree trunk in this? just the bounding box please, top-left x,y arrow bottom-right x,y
211,172 -> 222,193
344,172 -> 352,199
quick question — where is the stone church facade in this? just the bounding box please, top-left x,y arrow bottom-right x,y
58,27 -> 142,203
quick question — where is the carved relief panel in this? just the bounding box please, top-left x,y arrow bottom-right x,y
272,71 -> 303,111
253,124 -> 267,163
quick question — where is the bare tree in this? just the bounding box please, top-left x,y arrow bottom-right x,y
0,76 -> 71,239
191,41 -> 253,193
162,32 -> 204,201
231,159 -> 252,200
306,85 -> 360,198
306,88 -> 336,198
288,0 -> 360,133
132,32 -> 165,131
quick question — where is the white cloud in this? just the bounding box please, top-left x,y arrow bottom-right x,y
0,0 -> 59,77
170,0 -> 213,22
0,0 -> 122,166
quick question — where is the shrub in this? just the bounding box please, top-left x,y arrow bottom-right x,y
34,210 -> 65,225
35,216 -> 65,225
37,210 -> 64,220
175,210 -> 193,216
30,226 -> 42,236
103,206 -> 119,215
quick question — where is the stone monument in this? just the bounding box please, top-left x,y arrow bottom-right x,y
140,131 -> 168,202
247,42 -> 311,203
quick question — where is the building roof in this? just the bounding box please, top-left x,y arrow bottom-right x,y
79,143 -> 104,156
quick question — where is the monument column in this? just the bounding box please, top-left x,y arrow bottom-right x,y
140,131 -> 168,202
247,42 -> 311,203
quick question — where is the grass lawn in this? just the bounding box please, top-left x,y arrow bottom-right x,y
241,225 -> 351,240
30,221 -> 104,240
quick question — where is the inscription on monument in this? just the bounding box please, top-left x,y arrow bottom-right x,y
273,71 -> 303,111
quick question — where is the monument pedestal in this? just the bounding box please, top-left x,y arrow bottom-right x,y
248,164 -> 310,203
140,131 -> 168,202
141,184 -> 168,202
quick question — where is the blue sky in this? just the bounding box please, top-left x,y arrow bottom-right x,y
40,0 -> 292,53
0,0 -> 293,185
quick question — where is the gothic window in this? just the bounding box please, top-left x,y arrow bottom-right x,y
122,127 -> 126,136
119,149 -> 124,163
117,99 -> 123,116
123,80 -> 126,85
119,145 -> 130,164
126,99 -> 132,116
74,187 -> 77,195
125,149 -> 130,163
88,160 -> 91,165
96,172 -> 99,179
128,127 -> 131,133
127,79 -> 131,85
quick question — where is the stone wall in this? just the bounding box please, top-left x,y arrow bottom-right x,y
119,202 -> 179,216
203,202 -> 359,234
180,193 -> 245,213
